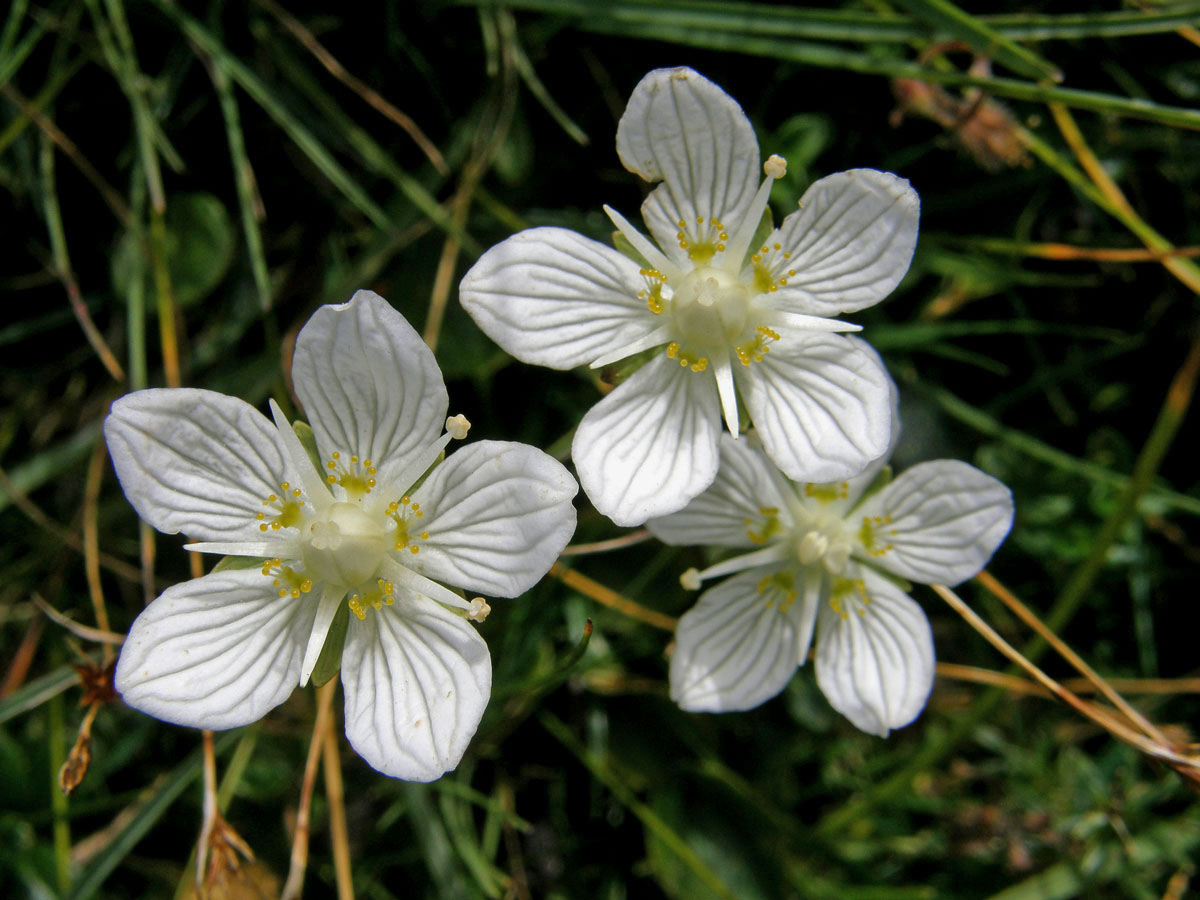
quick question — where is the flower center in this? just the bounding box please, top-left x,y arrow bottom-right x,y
792,513 -> 853,575
301,501 -> 387,588
671,266 -> 749,348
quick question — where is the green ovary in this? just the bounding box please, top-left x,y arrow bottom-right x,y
670,266 -> 749,351
301,501 -> 388,588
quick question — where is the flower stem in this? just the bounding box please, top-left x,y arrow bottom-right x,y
322,726 -> 354,900
281,678 -> 338,900
548,563 -> 677,631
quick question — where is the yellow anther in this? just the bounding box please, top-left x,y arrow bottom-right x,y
261,558 -> 312,599
257,483 -> 304,532
805,482 -> 849,503
325,451 -> 377,497
735,326 -> 780,366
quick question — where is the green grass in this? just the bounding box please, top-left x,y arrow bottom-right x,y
2,2 -> 1199,898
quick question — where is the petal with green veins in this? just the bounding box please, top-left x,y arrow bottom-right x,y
293,290 -> 448,488
671,567 -> 820,712
737,333 -> 894,484
459,227 -> 656,370
616,67 -> 760,268
572,353 -> 721,526
105,388 -> 297,543
815,565 -> 934,737
410,441 -> 577,598
340,591 -> 491,782
852,460 -> 1014,586
764,169 -> 919,318
114,568 -> 318,730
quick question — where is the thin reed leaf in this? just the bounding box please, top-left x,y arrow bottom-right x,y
153,0 -> 391,230
67,733 -> 239,900
540,710 -> 742,900
891,0 -> 1061,81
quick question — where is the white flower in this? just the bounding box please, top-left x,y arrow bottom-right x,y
460,66 -> 919,526
647,431 -> 1012,735
105,291 -> 578,781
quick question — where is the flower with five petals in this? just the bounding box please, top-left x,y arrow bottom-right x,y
647,428 -> 1012,735
106,291 -> 578,780
460,66 -> 919,525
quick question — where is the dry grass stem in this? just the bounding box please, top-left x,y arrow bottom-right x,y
934,583 -> 1200,786
252,0 -> 448,175
33,593 -> 125,644
281,679 -> 338,900
560,530 -> 653,555
0,464 -> 145,584
321,725 -> 353,900
548,563 -> 677,631
976,569 -> 1168,743
84,440 -> 114,664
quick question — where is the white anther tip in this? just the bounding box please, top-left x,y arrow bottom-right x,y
467,597 -> 491,622
680,568 -> 702,591
764,154 -> 787,179
445,414 -> 471,440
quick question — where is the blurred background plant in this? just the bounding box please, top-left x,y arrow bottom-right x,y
2,1 -> 1200,898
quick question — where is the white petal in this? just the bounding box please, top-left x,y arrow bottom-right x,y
105,388 -> 297,543
615,67 -> 760,268
114,568 -> 317,730
647,433 -> 792,549
815,566 -> 934,736
853,460 -> 1014,585
767,169 -> 919,317
808,345 -> 901,520
670,567 -> 819,712
292,291 -> 448,490
340,592 -> 491,781
572,353 -> 721,526
738,333 -> 894,483
408,441 -> 578,597
459,227 -> 658,370
299,585 -> 347,688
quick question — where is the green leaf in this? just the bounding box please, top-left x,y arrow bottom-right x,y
210,555 -> 265,573
67,732 -> 239,900
310,598 -> 349,687
0,664 -> 80,726
613,228 -> 652,269
111,193 -> 235,309
292,419 -> 322,471
891,0 -> 1061,82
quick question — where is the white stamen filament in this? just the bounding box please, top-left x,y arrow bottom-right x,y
384,559 -> 472,611
589,324 -> 674,369
387,428 -> 458,501
756,309 -> 863,333
603,204 -> 682,279
723,154 -> 787,268
269,399 -> 335,511
712,355 -> 740,438
691,542 -> 789,584
184,540 -> 293,558
299,585 -> 346,687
